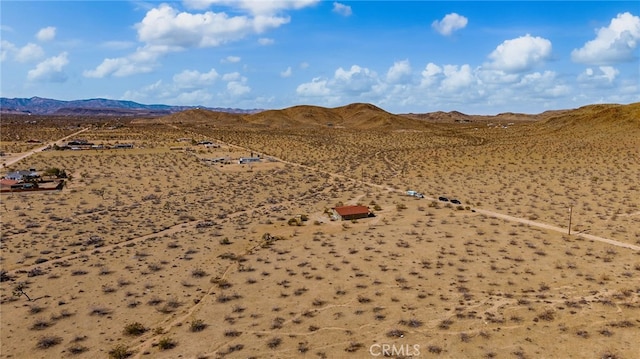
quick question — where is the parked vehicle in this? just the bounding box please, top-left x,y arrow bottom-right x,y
451,199 -> 461,204
438,196 -> 449,202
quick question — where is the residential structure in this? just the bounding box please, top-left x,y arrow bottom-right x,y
239,157 -> 261,164
332,205 -> 371,221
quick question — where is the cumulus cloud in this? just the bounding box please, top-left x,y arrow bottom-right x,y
333,65 -> 380,94
83,50 -> 157,78
27,52 -> 69,82
184,0 -> 320,15
571,12 -> 640,65
296,77 -> 330,96
432,13 -> 468,36
221,55 -> 241,63
1,41 -> 45,63
15,43 -> 45,63
296,64 -> 384,107
36,26 -> 56,42
386,59 -> 412,83
485,34 -> 552,73
173,68 -> 219,89
0,40 -> 16,61
333,2 -> 352,17
123,67 -> 251,105
86,2 -> 312,78
578,66 -> 620,84
281,66 -> 292,77
227,79 -> 251,96
440,64 -> 475,92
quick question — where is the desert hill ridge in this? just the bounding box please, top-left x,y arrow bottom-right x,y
149,101 -> 640,133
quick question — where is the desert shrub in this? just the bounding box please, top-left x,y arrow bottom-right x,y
30,318 -> 51,330
191,268 -> 207,278
123,322 -> 147,336
36,335 -> 62,349
344,342 -> 364,352
190,319 -> 206,332
386,329 -> 405,338
399,318 -> 423,327
108,344 -> 132,359
157,337 -> 177,350
267,337 -> 282,349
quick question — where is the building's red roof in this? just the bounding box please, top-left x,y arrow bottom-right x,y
333,205 -> 370,217
0,179 -> 19,187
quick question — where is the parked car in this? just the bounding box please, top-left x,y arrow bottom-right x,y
414,193 -> 424,198
438,196 -> 449,202
451,199 -> 461,204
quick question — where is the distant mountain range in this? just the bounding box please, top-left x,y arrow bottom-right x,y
0,96 -> 260,116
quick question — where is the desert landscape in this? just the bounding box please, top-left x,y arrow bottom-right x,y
1,102 -> 639,359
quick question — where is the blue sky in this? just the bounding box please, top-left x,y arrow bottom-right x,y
1,1 -> 639,114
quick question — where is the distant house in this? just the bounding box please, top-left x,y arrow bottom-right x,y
4,169 -> 39,181
332,205 -> 371,221
112,143 -> 134,149
239,157 -> 261,164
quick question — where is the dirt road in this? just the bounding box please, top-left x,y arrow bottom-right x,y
2,128 -> 89,167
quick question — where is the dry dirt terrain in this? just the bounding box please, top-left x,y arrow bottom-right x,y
1,103 -> 639,359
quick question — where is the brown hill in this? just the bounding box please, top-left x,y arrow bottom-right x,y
148,102 -> 639,135
134,108 -> 245,126
534,102 -> 640,135
151,103 -> 435,130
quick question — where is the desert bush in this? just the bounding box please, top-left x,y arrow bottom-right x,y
108,344 -> 132,359
36,335 -> 62,349
123,322 -> 147,336
386,329 -> 405,338
190,319 -> 206,332
157,337 -> 177,350
267,337 -> 282,349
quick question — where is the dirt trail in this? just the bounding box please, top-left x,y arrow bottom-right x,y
473,208 -> 640,251
2,128 -> 89,167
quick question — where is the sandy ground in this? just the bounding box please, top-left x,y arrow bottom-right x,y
1,119 -> 639,359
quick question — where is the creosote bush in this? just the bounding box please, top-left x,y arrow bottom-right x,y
123,322 -> 147,336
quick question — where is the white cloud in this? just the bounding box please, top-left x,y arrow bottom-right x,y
432,13 -> 468,36
420,63 -> 442,87
485,34 -> 552,73
386,59 -> 412,83
578,66 -> 620,84
281,66 -> 292,77
15,43 -> 45,63
173,68 -> 219,89
296,77 -> 330,96
184,0 -> 320,15
440,64 -> 475,92
221,55 -> 241,63
571,12 -> 640,65
258,37 -> 275,45
87,2 -> 311,78
0,40 -> 16,61
36,26 -> 56,42
84,55 -> 154,78
334,65 -> 379,94
222,72 -> 241,81
27,52 -> 69,82
1,41 -> 45,63
332,2 -> 352,17
227,80 -> 251,96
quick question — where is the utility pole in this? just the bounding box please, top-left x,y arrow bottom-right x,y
568,205 -> 573,235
